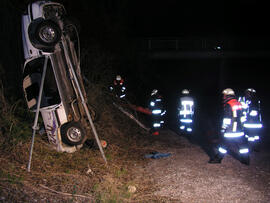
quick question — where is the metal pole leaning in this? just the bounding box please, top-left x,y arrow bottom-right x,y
62,39 -> 107,165
27,56 -> 49,172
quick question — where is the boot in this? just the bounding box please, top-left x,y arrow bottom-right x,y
208,154 -> 222,164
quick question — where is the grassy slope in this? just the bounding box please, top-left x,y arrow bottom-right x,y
0,81 -> 162,202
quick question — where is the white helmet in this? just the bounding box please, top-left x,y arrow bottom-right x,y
151,89 -> 158,96
182,89 -> 189,95
246,88 -> 256,93
116,75 -> 121,81
222,88 -> 235,95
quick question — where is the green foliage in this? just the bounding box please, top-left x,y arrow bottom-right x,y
115,167 -> 127,178
0,101 -> 33,150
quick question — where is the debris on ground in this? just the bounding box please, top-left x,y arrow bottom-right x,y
144,152 -> 172,159
128,185 -> 137,193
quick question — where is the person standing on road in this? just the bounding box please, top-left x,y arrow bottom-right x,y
240,88 -> 263,151
148,89 -> 166,135
178,89 -> 194,134
209,88 -> 249,164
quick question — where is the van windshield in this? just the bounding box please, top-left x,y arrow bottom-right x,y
23,57 -> 61,110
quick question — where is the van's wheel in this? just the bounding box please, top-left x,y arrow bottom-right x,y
28,18 -> 61,52
61,122 -> 85,146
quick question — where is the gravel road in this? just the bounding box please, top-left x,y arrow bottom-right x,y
143,130 -> 270,203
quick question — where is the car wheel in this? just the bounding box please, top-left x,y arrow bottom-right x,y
61,122 -> 85,146
28,19 -> 61,52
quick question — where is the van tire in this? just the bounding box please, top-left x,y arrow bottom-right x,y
61,122 -> 85,146
28,18 -> 61,52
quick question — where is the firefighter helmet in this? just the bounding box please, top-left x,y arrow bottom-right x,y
222,88 -> 235,95
182,89 -> 190,95
246,88 -> 256,93
245,88 -> 256,99
151,89 -> 158,96
116,75 -> 121,81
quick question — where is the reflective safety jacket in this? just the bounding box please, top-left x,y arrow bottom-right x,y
221,98 -> 244,138
109,79 -> 126,98
241,97 -> 262,130
178,96 -> 194,123
149,94 -> 166,128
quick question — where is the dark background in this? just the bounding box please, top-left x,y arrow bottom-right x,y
1,0 -> 269,137
127,1 -> 269,38
126,0 -> 270,135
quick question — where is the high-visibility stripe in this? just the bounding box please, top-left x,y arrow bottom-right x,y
180,119 -> 192,123
250,110 -> 258,116
223,118 -> 231,125
180,110 -> 193,115
181,101 -> 194,105
219,147 -> 227,154
243,123 -> 262,128
152,109 -> 162,114
224,132 -> 244,138
232,121 -> 237,132
233,110 -> 237,118
153,123 -> 161,127
239,148 -> 249,154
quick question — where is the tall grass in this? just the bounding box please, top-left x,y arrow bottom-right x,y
0,63 -> 33,151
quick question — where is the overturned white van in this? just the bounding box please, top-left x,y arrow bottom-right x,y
21,1 -> 95,153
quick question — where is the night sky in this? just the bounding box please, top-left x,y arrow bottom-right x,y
124,0 -> 270,89
127,1 -> 269,37
125,2 -> 270,93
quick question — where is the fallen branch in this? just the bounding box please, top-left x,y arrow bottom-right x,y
39,184 -> 94,200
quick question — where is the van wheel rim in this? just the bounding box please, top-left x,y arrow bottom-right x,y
39,25 -> 57,43
67,127 -> 82,142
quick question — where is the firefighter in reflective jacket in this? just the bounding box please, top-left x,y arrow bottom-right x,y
109,75 -> 126,99
241,88 -> 263,150
209,88 -> 249,164
178,89 -> 194,134
149,89 -> 166,135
